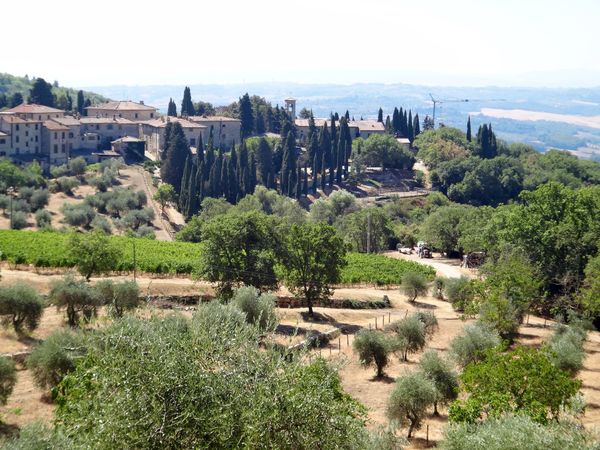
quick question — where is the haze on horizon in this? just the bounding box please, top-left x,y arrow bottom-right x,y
3,0 -> 600,88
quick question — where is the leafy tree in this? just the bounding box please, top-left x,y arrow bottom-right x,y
578,253 -> 600,318
153,182 -> 176,214
353,329 -> 393,378
94,280 -> 140,318
160,122 -> 190,193
0,422 -> 71,449
35,209 -> 52,228
49,275 -> 101,326
10,92 -> 23,108
414,310 -> 439,337
28,77 -> 54,106
386,315 -> 426,361
387,371 -> 437,438
53,309 -> 368,449
280,222 -> 347,316
402,271 -> 428,303
230,286 -> 277,331
308,189 -> 358,224
68,157 -> 87,177
199,211 -> 279,298
449,346 -> 581,424
546,324 -> 587,375
444,276 -> 477,312
449,322 -> 500,367
10,211 -> 27,230
67,230 -> 121,281
338,207 -> 393,253
420,205 -> 470,255
27,329 -> 87,390
353,134 -> 415,170
62,203 -> 96,228
0,282 -> 44,334
0,356 -> 16,406
419,350 -> 458,415
441,414 -> 598,450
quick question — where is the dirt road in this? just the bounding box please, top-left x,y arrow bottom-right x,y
383,250 -> 475,279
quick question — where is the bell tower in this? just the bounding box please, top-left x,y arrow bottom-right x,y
284,98 -> 297,120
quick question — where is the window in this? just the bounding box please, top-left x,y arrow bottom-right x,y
135,113 -> 138,119
150,113 -> 154,118
25,131 -> 29,137
0,139 -> 5,144
26,142 -> 29,147
54,132 -> 57,139
35,124 -> 39,130
54,144 -> 58,153
15,136 -> 19,143
62,132 -> 65,139
16,124 -> 19,131
96,124 -> 99,130
62,144 -> 66,152
38,115 -> 42,120
107,124 -> 113,130
0,152 -> 4,156
69,132 -> 74,138
35,136 -> 38,142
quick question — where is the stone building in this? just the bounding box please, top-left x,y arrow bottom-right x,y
85,100 -> 157,121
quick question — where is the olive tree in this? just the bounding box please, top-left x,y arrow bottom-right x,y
27,329 -> 87,390
49,275 -> 101,327
387,371 -> 437,438
94,279 -> 140,318
0,282 -> 44,334
402,272 -> 429,303
353,329 -> 393,378
386,315 -> 426,361
230,286 -> 277,331
449,322 -> 501,367
419,350 -> 458,415
546,324 -> 587,375
0,355 -> 16,407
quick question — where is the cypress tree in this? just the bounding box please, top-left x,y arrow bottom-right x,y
377,107 -> 383,123
181,87 -> 195,116
239,93 -> 254,138
385,115 -> 392,134
162,122 -> 174,160
256,137 -> 273,186
303,164 -> 309,196
227,157 -> 237,203
311,158 -> 317,193
196,134 -> 205,164
29,78 -> 54,107
65,93 -> 73,112
76,90 -> 85,115
407,110 -> 414,142
413,113 -> 421,138
392,107 -> 400,133
249,153 -> 257,194
308,132 -> 319,170
167,98 -> 177,116
179,155 -> 191,211
319,123 -> 331,177
320,153 -> 327,191
344,110 -> 350,121
160,122 -> 190,193
296,166 -> 302,199
466,116 -> 472,142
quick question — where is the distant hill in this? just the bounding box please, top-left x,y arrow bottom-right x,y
87,82 -> 600,159
0,73 -> 109,109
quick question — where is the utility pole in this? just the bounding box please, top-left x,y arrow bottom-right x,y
7,186 -> 14,230
366,212 -> 371,254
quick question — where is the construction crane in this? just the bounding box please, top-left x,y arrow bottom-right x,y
429,94 -> 506,127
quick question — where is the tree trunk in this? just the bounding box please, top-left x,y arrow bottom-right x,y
433,402 -> 439,416
407,418 -> 415,438
377,364 -> 383,378
307,299 -> 313,316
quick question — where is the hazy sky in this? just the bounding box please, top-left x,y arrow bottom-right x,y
3,0 -> 600,87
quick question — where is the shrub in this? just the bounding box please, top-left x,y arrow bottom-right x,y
94,279 -> 140,318
62,203 -> 96,228
10,211 -> 28,229
449,322 -> 501,367
35,209 -> 52,228
0,422 -> 71,449
0,282 -> 44,334
50,164 -> 69,178
386,315 -> 426,361
449,346 -> 581,424
414,311 -> 439,337
230,286 -> 277,331
90,215 -> 112,234
546,325 -> 587,375
29,189 -> 49,211
353,329 -> 393,378
402,271 -> 428,303
54,176 -> 79,195
479,293 -> 522,340
0,194 -> 8,213
0,355 -> 17,405
387,371 -> 437,437
419,350 -> 458,415
68,157 -> 87,177
135,225 -> 156,239
432,276 -> 446,299
441,414 -> 598,450
49,275 -> 101,326
444,276 -> 476,312
27,329 -> 87,390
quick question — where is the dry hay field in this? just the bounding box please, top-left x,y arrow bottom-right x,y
1,267 -> 599,449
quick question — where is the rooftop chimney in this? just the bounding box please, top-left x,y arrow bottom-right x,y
140,100 -> 144,105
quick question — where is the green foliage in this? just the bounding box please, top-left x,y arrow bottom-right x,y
578,253 -> 600,318
449,346 -> 581,424
401,271 -> 428,303
0,422 -> 71,450
27,329 -> 87,390
35,209 -> 52,228
68,157 -> 87,177
441,414 -> 598,450
419,350 -> 458,414
420,205 -> 471,255
353,329 -> 393,377
29,189 -> 49,211
308,189 -> 358,225
387,371 -> 437,438
449,322 -> 501,367
444,277 -> 477,312
198,211 -> 279,298
353,134 -> 415,169
49,275 -> 101,327
153,183 -> 176,213
62,203 -> 96,228
52,176 -> 79,195
0,355 -> 16,406
0,282 -> 44,333
341,253 -> 435,285
280,222 -> 347,315
338,207 -> 394,253
545,324 -> 587,375
414,311 -> 439,337
10,211 -> 28,230
94,279 -> 140,318
414,127 -> 473,167
230,286 -> 277,331
54,310 -> 368,449
67,230 -> 122,280
386,315 -> 426,361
